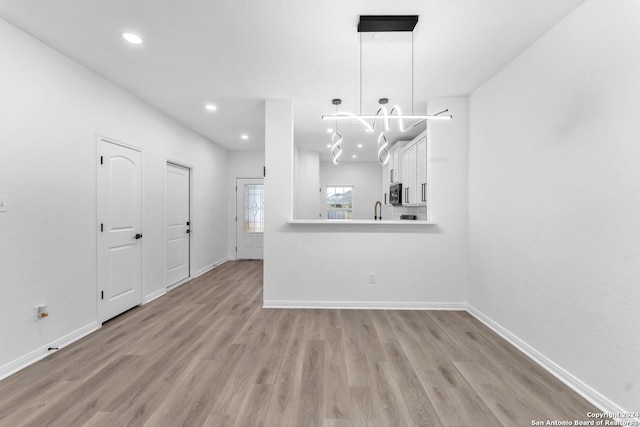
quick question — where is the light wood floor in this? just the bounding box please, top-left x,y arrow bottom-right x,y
0,260 -> 599,426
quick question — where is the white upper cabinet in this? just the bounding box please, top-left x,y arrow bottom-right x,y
381,135 -> 427,207
401,133 -> 427,206
388,141 -> 408,185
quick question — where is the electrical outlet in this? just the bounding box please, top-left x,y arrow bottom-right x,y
0,195 -> 7,212
369,273 -> 376,284
34,304 -> 48,320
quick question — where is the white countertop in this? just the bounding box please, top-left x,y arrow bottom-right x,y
287,219 -> 436,225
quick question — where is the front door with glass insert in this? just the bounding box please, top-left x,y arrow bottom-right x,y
236,178 -> 264,260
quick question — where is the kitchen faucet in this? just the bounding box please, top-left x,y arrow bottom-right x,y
374,201 -> 382,220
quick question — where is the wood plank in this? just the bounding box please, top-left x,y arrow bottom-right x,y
232,383 -> 274,427
323,327 -> 351,420
263,314 -> 306,426
384,339 -> 444,427
369,361 -> 411,427
349,386 -> 378,427
81,411 -> 120,427
254,309 -> 297,385
340,310 -> 376,387
295,339 -> 325,427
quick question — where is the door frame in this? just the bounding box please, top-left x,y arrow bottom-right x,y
165,158 -> 195,291
235,177 -> 264,260
96,134 -> 144,323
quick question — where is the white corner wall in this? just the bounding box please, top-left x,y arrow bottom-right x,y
227,149 -> 265,258
468,0 -> 640,412
319,161 -> 382,220
265,97 -> 469,307
0,19 -> 228,375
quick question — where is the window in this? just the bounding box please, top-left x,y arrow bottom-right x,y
244,184 -> 264,232
326,186 -> 353,220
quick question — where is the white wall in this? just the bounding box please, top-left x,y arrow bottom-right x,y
264,99 -> 294,303
319,161 -> 382,220
227,149 -> 265,258
0,19 -> 228,374
294,147 -> 320,219
265,97 -> 468,307
468,0 -> 640,412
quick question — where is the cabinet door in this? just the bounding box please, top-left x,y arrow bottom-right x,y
390,148 -> 398,184
416,137 -> 427,205
382,162 -> 390,205
401,147 -> 409,203
401,144 -> 417,205
407,144 -> 417,205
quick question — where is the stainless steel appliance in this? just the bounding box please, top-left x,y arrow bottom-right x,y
389,183 -> 402,206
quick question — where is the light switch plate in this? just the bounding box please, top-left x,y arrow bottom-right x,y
0,195 -> 7,212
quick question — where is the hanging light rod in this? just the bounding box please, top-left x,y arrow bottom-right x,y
321,113 -> 452,121
322,107 -> 452,121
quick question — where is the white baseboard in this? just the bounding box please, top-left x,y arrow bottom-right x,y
142,288 -> 166,304
466,304 -> 634,420
263,300 -> 467,310
195,257 -> 229,277
0,321 -> 100,381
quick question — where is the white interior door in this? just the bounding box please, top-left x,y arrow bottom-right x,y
236,178 -> 264,260
97,138 -> 142,323
166,162 -> 190,287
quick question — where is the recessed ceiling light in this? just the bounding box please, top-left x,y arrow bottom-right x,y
327,128 -> 333,133
326,144 -> 331,148
357,143 -> 363,148
121,32 -> 143,45
241,134 -> 249,140
352,154 -> 357,158
204,103 -> 217,111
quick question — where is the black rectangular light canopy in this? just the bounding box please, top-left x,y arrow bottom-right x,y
357,15 -> 419,32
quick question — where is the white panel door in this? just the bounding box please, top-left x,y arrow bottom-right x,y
236,178 -> 264,260
97,138 -> 142,323
166,163 -> 190,287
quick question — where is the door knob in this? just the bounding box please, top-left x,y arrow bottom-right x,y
134,233 -> 143,239
186,230 -> 190,234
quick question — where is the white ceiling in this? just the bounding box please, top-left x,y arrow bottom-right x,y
0,0 -> 584,161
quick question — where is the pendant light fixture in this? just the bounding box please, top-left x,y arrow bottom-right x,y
322,15 -> 452,165
330,99 -> 343,165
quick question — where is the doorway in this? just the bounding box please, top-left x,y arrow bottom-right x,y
97,137 -> 143,323
236,178 -> 264,260
166,162 -> 191,288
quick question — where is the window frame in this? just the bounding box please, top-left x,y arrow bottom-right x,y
325,185 -> 353,220
243,183 -> 264,233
